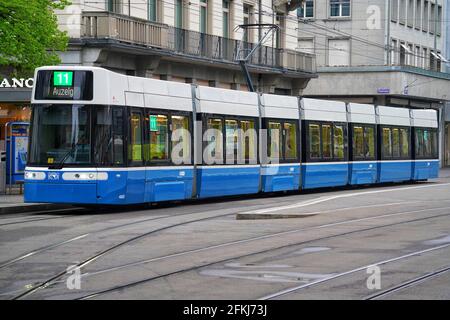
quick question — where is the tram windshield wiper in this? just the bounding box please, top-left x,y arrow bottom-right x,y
48,142 -> 80,169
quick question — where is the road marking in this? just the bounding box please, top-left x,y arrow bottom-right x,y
244,183 -> 450,214
81,205 -> 450,279
0,234 -> 89,269
259,243 -> 450,300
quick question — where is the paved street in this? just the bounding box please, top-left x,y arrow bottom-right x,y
1,174 -> 450,300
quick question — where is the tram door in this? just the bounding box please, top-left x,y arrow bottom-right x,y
126,108 -> 146,203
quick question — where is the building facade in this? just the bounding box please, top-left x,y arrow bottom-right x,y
54,0 -> 316,94
297,0 -> 450,166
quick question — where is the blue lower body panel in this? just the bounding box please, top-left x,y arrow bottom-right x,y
301,163 -> 348,189
261,164 -> 300,192
25,182 -> 98,204
197,166 -> 260,198
378,161 -> 413,183
349,162 -> 377,185
145,167 -> 193,202
412,160 -> 439,180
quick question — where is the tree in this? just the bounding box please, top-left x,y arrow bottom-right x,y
0,0 -> 71,77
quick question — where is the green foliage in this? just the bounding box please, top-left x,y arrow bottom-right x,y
0,0 -> 71,77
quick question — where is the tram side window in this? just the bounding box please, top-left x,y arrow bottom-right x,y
284,122 -> 297,160
171,115 -> 190,164
268,121 -> 282,161
94,107 -> 113,165
364,126 -> 375,159
431,130 -> 438,158
309,123 -> 321,159
415,128 -> 438,159
322,124 -> 332,159
308,122 -> 345,161
334,125 -> 344,159
400,128 -> 409,158
392,128 -> 400,158
205,118 -> 224,164
241,120 -> 257,164
149,114 -> 169,161
353,126 -> 364,158
112,108 -> 125,164
382,127 -> 392,158
352,125 -> 375,160
129,112 -> 143,164
225,119 -> 239,164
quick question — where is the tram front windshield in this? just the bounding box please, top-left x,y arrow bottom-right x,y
29,104 -> 91,166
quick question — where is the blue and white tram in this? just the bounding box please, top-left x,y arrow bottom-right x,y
24,66 -> 440,205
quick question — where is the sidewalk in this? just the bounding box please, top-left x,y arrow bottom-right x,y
0,192 -> 69,214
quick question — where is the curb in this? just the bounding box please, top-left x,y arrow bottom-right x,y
236,212 -> 318,220
0,204 -> 73,215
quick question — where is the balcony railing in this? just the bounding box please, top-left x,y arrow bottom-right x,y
81,12 -> 316,74
82,11 -> 168,48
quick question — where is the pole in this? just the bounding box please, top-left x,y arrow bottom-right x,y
386,0 -> 391,65
434,0 -> 438,70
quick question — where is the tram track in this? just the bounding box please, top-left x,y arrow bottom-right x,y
0,190 -> 414,271
0,207 -> 88,227
21,207 -> 450,300
3,191 -> 449,299
364,265 -> 450,300
0,192 -> 329,271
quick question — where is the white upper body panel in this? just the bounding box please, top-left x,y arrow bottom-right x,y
301,98 -> 347,122
377,106 -> 411,126
411,109 -> 438,128
127,76 -> 192,111
260,94 -> 299,120
196,86 -> 259,117
347,103 -> 376,124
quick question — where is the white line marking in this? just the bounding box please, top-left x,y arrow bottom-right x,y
244,183 -> 450,214
0,234 -> 89,269
82,205 -> 450,279
259,243 -> 450,300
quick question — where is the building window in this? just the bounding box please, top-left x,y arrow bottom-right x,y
298,0 -> 314,18
437,5 -> 442,35
415,45 -> 421,67
407,0 -> 414,27
148,0 -> 157,22
399,43 -> 407,65
175,0 -> 183,28
330,0 -> 350,17
108,0 -> 122,13
430,2 -> 435,34
243,4 -> 253,43
415,0 -> 421,29
399,0 -> 406,24
423,0 -> 429,32
200,0 -> 208,34
223,0 -> 230,38
391,0 -> 398,22
391,39 -> 398,65
328,38 -> 350,66
422,47 -> 428,68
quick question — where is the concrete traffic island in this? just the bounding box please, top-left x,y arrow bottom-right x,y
236,212 -> 318,220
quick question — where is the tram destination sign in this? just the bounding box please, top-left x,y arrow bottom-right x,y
34,70 -> 93,101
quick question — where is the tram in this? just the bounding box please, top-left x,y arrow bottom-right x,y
24,66 -> 439,204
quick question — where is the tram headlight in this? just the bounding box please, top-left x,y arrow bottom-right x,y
24,171 -> 46,180
62,172 -> 108,181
